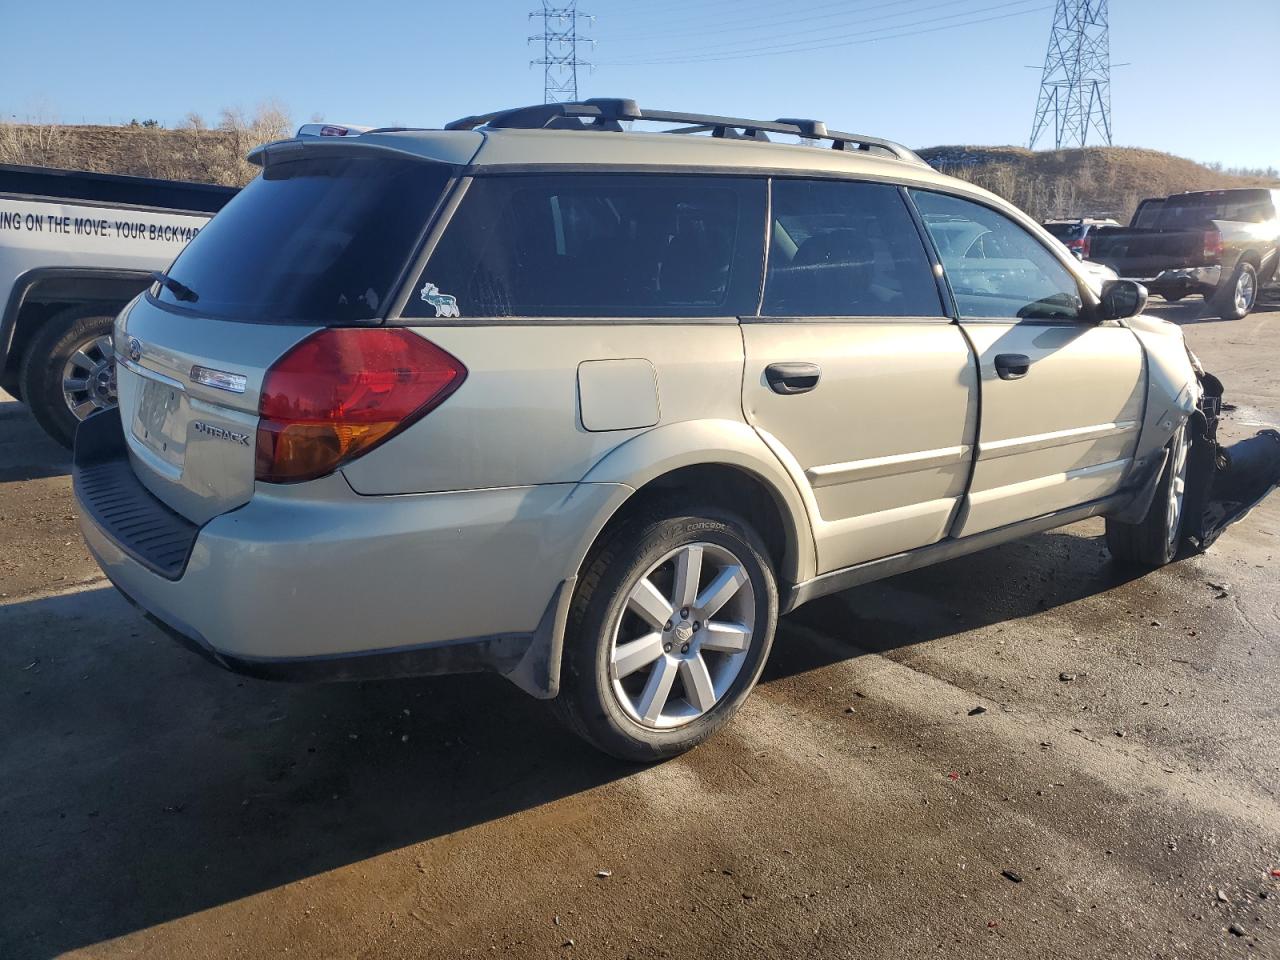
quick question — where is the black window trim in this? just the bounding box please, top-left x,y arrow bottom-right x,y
388,169 -> 769,326
904,185 -> 1102,326
383,165 -> 1103,328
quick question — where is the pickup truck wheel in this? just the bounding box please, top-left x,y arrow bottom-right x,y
556,508 -> 778,762
1105,424 -> 1191,569
18,308 -> 118,448
1215,261 -> 1258,320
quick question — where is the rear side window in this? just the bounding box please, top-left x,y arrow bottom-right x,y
763,179 -> 943,318
407,174 -> 765,318
157,155 -> 450,322
911,190 -> 1083,321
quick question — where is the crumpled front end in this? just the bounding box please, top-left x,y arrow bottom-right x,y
1181,367 -> 1280,550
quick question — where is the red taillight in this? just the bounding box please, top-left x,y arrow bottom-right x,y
1203,228 -> 1224,262
255,328 -> 466,484
1079,235 -> 1091,259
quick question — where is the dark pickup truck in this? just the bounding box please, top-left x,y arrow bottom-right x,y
1088,188 -> 1280,319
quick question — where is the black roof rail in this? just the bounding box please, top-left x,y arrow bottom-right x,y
444,99 -> 925,166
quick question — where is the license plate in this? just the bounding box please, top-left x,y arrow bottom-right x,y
132,377 -> 186,469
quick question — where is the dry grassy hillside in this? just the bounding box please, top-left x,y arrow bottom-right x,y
920,145 -> 1279,222
3,118 -> 1276,222
0,108 -> 290,187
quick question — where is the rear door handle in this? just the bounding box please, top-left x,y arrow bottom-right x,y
765,362 -> 821,395
994,353 -> 1031,381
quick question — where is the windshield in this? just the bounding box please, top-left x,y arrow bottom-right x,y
156,154 -> 451,322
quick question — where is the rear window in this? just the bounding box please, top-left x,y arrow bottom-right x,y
156,155 -> 451,322
1136,191 -> 1276,229
407,174 -> 765,319
1043,223 -> 1083,240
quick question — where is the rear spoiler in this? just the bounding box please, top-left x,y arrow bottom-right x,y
246,123 -> 460,169
294,123 -> 374,138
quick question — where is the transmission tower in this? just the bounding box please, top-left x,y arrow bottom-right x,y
529,1 -> 593,104
1029,0 -> 1112,149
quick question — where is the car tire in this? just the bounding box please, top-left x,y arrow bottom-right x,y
555,507 -> 778,762
1105,423 -> 1192,569
1214,261 -> 1258,320
18,308 -> 118,448
1162,291 -> 1185,302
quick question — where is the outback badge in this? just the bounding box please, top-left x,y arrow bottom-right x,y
192,421 -> 251,446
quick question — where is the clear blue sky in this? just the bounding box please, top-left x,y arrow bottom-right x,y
2,0 -> 1276,168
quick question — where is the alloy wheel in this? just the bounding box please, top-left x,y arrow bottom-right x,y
608,542 -> 756,729
1235,268 -> 1256,315
1165,428 -> 1191,557
61,334 -> 117,420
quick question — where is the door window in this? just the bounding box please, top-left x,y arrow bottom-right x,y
911,190 -> 1084,321
407,174 -> 764,318
763,179 -> 944,317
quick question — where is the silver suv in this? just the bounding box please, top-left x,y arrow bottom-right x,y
74,99 -> 1209,761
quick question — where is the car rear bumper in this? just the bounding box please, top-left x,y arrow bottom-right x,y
73,410 -> 625,696
1126,265 -> 1222,293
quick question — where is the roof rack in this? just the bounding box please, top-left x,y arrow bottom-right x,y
445,98 -> 926,166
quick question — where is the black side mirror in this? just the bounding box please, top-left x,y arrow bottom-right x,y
1099,279 -> 1148,321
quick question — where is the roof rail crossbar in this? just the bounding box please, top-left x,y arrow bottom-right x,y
444,100 -> 925,165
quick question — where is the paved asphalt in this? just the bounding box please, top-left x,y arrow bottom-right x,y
1,297 -> 1277,959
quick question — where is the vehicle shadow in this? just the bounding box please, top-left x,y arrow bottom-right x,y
0,398 -> 70,482
0,524 -> 1137,958
1141,292 -> 1280,326
765,521 -> 1142,680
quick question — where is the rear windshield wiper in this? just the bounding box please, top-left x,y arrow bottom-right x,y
151,271 -> 199,303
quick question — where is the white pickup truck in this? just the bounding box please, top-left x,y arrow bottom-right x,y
1,163 -> 236,445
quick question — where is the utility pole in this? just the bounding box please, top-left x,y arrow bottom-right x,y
1029,0 -> 1113,149
529,1 -> 593,104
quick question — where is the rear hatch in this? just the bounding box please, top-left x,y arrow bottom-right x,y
113,148 -> 454,524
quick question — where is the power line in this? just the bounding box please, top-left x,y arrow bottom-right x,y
1029,0 -> 1112,148
597,0 -> 956,45
529,1 -> 594,104
602,0 -> 1042,60
599,3 -> 1050,66
597,0 -> 781,24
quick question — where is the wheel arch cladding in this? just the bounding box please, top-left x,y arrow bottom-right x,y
578,418 -> 817,586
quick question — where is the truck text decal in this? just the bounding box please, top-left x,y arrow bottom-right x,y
0,209 -> 201,243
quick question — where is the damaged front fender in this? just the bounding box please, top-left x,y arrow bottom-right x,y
1181,370 -> 1280,551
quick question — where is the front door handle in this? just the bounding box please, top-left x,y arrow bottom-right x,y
994,353 -> 1031,381
765,362 -> 821,395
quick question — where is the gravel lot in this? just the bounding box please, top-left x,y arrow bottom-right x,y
2,298 -> 1277,959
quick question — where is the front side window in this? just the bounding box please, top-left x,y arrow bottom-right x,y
911,190 -> 1084,321
763,179 -> 943,318
407,174 -> 765,318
